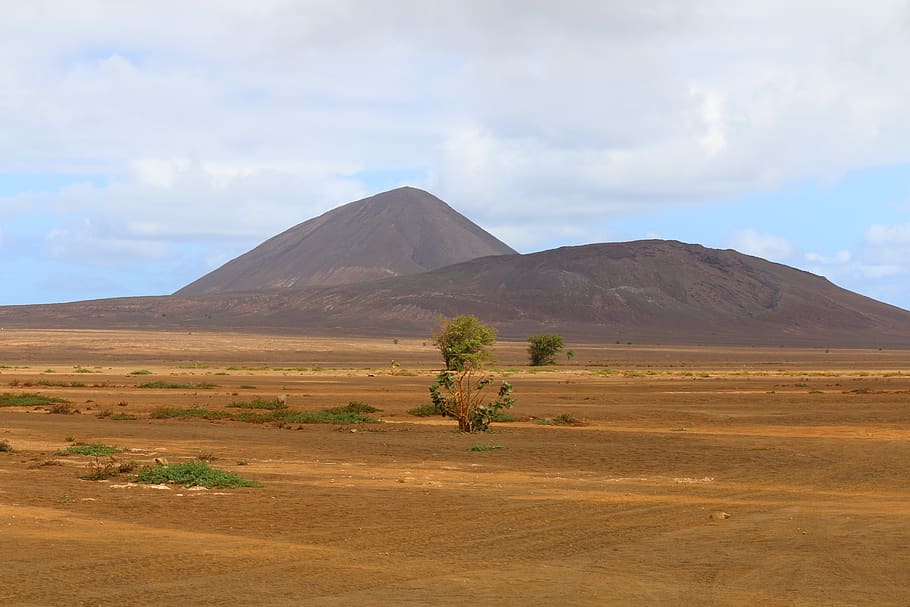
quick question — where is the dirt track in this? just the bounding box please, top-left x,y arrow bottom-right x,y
1,330 -> 909,605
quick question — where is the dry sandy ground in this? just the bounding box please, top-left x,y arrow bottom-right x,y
1,330 -> 909,606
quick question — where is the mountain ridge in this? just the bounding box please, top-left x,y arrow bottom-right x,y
3,239 -> 909,347
176,186 -> 517,295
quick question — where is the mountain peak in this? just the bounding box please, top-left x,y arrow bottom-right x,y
176,187 -> 517,295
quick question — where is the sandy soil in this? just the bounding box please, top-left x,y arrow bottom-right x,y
1,329 -> 909,606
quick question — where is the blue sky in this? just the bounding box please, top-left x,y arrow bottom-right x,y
1,2 -> 909,309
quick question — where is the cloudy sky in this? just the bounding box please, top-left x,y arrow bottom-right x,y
2,1 -> 909,309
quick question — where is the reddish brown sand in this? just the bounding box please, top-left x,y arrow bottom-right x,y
1,330 -> 909,605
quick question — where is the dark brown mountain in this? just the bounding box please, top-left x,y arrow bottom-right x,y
176,186 -> 516,295
4,240 -> 910,347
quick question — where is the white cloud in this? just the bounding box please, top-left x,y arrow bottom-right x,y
865,223 -> 910,246
1,1 -> 910,303
728,229 -> 795,262
805,250 -> 852,264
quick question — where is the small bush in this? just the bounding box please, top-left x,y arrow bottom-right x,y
48,403 -> 75,414
134,460 -> 261,488
111,413 -> 138,421
129,369 -> 153,375
62,443 -> 122,457
281,410 -> 379,424
534,413 -> 585,426
326,401 -> 381,415
0,439 -> 13,453
82,457 -> 119,480
469,444 -> 506,452
139,381 -> 217,390
0,392 -> 70,407
226,398 -> 288,410
150,407 -> 231,420
407,403 -> 437,417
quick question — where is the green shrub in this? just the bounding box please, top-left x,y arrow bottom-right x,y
527,334 -> 564,366
534,413 -> 584,426
325,401 -> 381,415
134,460 -> 261,488
0,392 -> 70,407
62,443 -> 122,457
139,381 -> 217,389
407,403 -> 437,417
469,444 -> 506,452
226,398 -> 288,410
280,410 -> 379,424
129,369 -> 153,375
150,407 -> 232,420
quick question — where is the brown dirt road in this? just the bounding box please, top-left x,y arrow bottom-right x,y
1,330 -> 909,605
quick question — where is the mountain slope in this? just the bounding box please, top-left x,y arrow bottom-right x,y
176,186 -> 516,295
7,240 -> 910,347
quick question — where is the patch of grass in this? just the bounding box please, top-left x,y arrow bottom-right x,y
111,413 -> 138,421
36,380 -> 87,388
491,410 -> 517,422
149,407 -> 232,420
134,460 -> 261,488
0,392 -> 70,407
138,381 -> 217,389
534,413 -> 585,426
129,369 -> 153,375
280,410 -> 380,424
469,444 -> 506,451
73,366 -> 97,374
325,401 -> 381,415
62,443 -> 122,457
239,385 -> 258,389
407,403 -> 437,417
226,398 -> 288,410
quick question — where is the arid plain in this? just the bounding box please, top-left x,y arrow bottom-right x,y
2,329 -> 909,605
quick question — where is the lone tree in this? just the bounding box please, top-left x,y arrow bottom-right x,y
429,316 -> 514,432
527,334 -> 565,366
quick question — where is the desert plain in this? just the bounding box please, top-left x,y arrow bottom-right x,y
1,329 -> 909,606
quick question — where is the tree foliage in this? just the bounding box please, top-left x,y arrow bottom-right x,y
527,334 -> 565,366
432,315 -> 496,371
429,316 -> 513,432
430,369 -> 514,433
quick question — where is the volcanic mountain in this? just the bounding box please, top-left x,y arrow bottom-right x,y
5,240 -> 910,347
3,187 -> 910,346
176,186 -> 516,295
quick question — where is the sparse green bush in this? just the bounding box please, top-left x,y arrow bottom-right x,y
134,460 -> 261,488
429,316 -> 513,433
226,398 -> 288,410
326,401 -> 380,415
129,369 -> 153,375
82,457 -> 119,480
0,392 -> 70,407
527,334 -> 564,366
139,381 -> 217,389
62,443 -> 122,457
407,403 -> 437,417
150,407 -> 232,420
469,444 -> 506,452
534,413 -> 584,426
